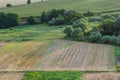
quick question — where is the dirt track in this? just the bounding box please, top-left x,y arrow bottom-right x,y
83,73 -> 120,80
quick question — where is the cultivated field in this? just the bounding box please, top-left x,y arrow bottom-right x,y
0,72 -> 24,80
0,40 -> 115,71
83,73 -> 120,80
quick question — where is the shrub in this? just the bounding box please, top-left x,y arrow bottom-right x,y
89,31 -> 102,42
63,26 -> 72,37
83,11 -> 94,17
71,28 -> 83,40
117,35 -> 120,45
48,17 -> 65,26
27,0 -> 31,4
99,19 -> 115,35
0,13 -> 19,29
5,13 -> 19,27
40,9 -> 65,23
114,16 -> 120,35
101,35 -> 111,44
47,9 -> 65,21
27,16 -> 37,25
40,11 -> 48,23
64,10 -> 84,24
6,4 -> 13,7
110,36 -> 117,45
73,18 -> 87,32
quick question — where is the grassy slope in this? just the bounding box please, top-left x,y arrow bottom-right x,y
0,24 -> 65,42
0,0 -> 120,17
22,71 -> 83,80
115,46 -> 120,71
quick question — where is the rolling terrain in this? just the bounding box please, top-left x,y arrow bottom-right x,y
0,0 -> 120,17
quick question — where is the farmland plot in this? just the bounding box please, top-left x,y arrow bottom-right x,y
83,73 -> 120,80
0,41 -> 49,71
0,72 -> 24,80
0,40 -> 115,71
35,41 -> 115,71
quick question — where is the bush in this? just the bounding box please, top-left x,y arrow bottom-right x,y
6,4 -> 13,7
6,13 -> 19,28
117,35 -> 120,45
71,28 -> 83,40
48,17 -> 65,26
89,31 -> 102,42
27,16 -> 37,25
47,9 -> 65,21
101,35 -> 111,44
114,16 -> 120,35
64,10 -> 84,24
73,18 -> 87,32
27,0 -> 31,4
99,19 -> 115,35
63,26 -> 72,37
0,13 -> 19,29
83,11 -> 94,17
110,36 -> 117,45
40,9 -> 65,23
40,12 -> 48,23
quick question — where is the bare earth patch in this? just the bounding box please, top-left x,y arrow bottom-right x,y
83,73 -> 120,80
0,40 -> 115,71
0,72 -> 24,80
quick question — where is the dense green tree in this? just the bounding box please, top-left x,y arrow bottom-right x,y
27,0 -> 31,4
0,12 -> 19,29
27,16 -> 37,25
73,18 -> 87,32
89,31 -> 102,42
101,35 -> 111,44
63,26 -> 72,37
71,28 -> 83,40
99,19 -> 114,35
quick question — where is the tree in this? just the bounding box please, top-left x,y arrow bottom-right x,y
71,28 -> 83,40
89,31 -> 102,42
5,13 -> 19,28
27,16 -> 37,25
40,12 -> 48,23
63,26 -> 72,37
6,3 -> 13,7
0,12 -> 19,29
73,18 -> 87,32
101,35 -> 111,44
27,0 -> 31,4
99,19 -> 114,35
110,36 -> 117,45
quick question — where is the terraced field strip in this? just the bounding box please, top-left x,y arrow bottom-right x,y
83,73 -> 120,80
0,72 -> 24,80
0,41 -> 50,71
0,40 -> 115,71
36,41 -> 115,71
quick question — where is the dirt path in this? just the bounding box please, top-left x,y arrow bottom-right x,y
83,72 -> 120,80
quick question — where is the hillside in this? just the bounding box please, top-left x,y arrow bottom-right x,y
0,0 -> 120,17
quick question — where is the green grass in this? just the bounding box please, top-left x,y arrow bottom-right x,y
0,24 -> 65,42
22,71 -> 83,80
115,46 -> 120,71
116,46 -> 120,55
1,0 -> 120,17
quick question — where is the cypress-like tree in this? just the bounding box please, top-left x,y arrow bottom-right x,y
27,0 -> 31,4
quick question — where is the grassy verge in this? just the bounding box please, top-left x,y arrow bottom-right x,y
22,71 -> 83,80
115,46 -> 120,71
0,24 -> 65,42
